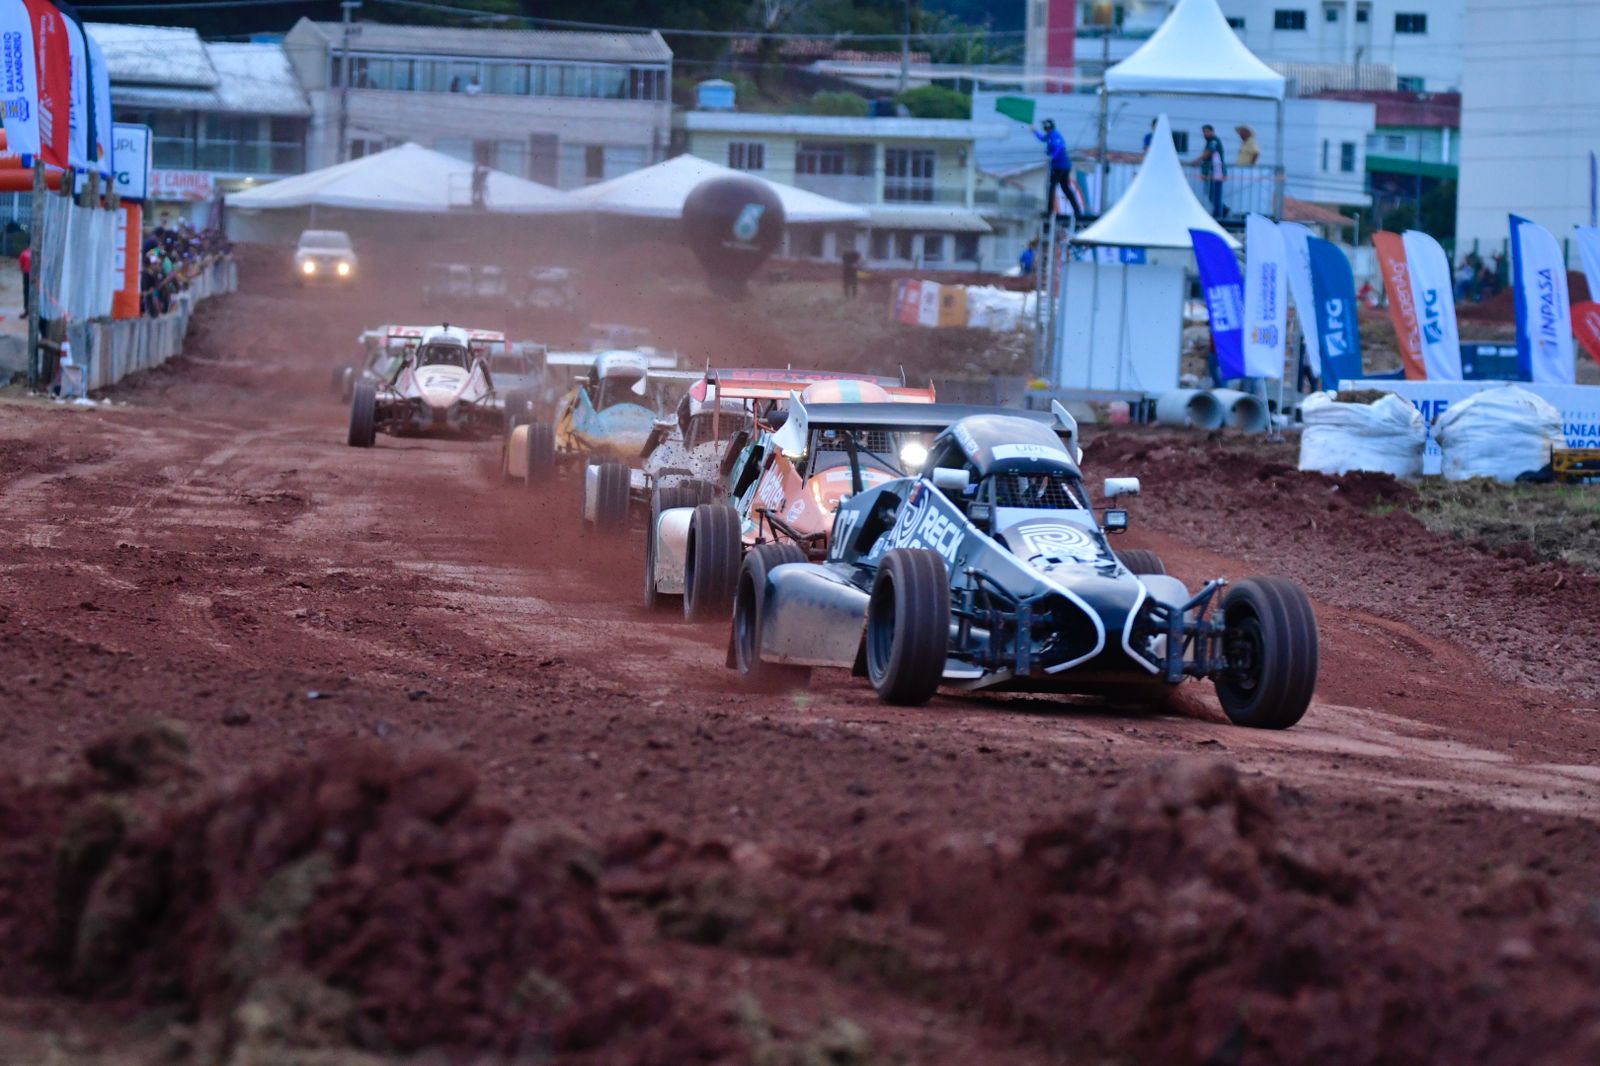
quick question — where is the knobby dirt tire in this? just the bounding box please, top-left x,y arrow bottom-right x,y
866,548 -> 950,706
644,483 -> 705,611
524,422 -> 555,487
593,461 -> 630,534
732,543 -> 810,689
1214,576 -> 1319,730
683,503 -> 742,623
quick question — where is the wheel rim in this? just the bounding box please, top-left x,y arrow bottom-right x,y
1224,614 -> 1265,694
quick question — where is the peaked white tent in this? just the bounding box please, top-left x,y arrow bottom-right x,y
1100,0 -> 1286,219
1076,115 -> 1239,250
227,142 -> 575,215
569,154 -> 869,224
1103,0 -> 1285,100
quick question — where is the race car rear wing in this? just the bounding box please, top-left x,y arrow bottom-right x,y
545,351 -> 679,371
773,396 -> 1080,465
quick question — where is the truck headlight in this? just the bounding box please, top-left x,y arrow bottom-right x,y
337,261 -> 351,277
301,259 -> 316,275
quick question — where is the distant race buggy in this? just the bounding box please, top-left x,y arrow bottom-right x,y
728,409 -> 1319,729
346,324 -> 507,447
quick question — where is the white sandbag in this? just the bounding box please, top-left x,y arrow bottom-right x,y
1297,391 -> 1426,478
1434,384 -> 1563,482
964,286 -> 1032,332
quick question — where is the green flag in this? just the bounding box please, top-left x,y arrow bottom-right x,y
995,96 -> 1035,124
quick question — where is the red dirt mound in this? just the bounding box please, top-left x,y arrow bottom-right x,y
38,724 -> 737,1063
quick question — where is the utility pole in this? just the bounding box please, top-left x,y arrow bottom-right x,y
898,0 -> 910,94
1094,27 -> 1111,215
336,1 -> 361,163
25,161 -> 43,389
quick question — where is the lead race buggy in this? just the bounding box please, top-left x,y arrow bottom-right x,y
346,325 -> 505,447
731,411 -> 1319,729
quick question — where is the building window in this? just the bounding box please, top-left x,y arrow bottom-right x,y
1171,130 -> 1190,153
1340,142 -> 1356,172
884,147 -> 936,202
1324,3 -> 1340,21
802,228 -> 826,257
1355,4 -> 1370,21
585,145 -> 605,181
1273,9 -> 1306,30
1321,139 -> 1329,171
1384,133 -> 1407,151
1226,16 -> 1245,29
488,62 -> 530,95
1397,75 -> 1425,92
923,234 -> 945,262
955,233 -> 979,262
727,141 -> 765,171
894,231 -> 915,260
871,230 -> 892,259
796,142 -> 849,175
1394,12 -> 1427,33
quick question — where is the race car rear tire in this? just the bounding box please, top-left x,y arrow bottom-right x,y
593,461 -> 630,534
866,548 -> 950,706
732,544 -> 811,689
644,483 -> 704,611
1116,549 -> 1167,576
683,503 -> 742,622
524,422 -> 555,486
1214,577 -> 1319,730
347,381 -> 377,448
502,390 -> 531,434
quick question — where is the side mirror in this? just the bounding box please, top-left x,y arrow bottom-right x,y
1103,476 -> 1141,500
1103,508 -> 1129,534
931,467 -> 971,493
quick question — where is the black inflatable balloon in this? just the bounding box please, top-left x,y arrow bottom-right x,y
682,176 -> 785,296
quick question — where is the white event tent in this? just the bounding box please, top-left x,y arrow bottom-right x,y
227,142 -> 575,215
1055,116 -> 1228,395
1101,0 -> 1287,217
569,154 -> 869,224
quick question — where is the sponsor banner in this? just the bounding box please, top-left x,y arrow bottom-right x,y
1510,214 -> 1575,384
1372,231 -> 1425,379
112,201 -> 141,319
23,0 -> 68,168
917,280 -> 941,328
1401,229 -> 1463,382
1190,228 -> 1245,380
1346,378 -> 1600,449
112,122 -> 149,199
1573,302 -> 1600,367
61,5 -> 84,171
1242,213 -> 1286,380
150,168 -> 215,201
1278,221 -> 1322,375
0,3 -> 39,159
86,31 -> 109,178
893,279 -> 921,325
1307,236 -> 1363,389
1575,225 -> 1600,301
1070,245 -> 1147,265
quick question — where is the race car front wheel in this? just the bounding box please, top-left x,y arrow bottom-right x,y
732,544 -> 810,689
866,548 -> 949,706
524,422 -> 555,487
1116,548 -> 1167,576
593,461 -> 630,534
1214,577 -> 1319,729
684,503 -> 741,622
645,483 -> 704,611
347,382 -> 377,448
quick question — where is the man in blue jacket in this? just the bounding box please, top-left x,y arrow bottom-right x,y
1034,118 -> 1084,217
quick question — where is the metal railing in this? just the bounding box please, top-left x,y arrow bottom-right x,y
1097,161 -> 1282,219
792,172 -> 877,203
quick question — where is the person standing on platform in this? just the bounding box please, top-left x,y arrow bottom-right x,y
1033,118 -> 1084,217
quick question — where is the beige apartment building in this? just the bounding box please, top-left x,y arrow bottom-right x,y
283,19 -> 672,189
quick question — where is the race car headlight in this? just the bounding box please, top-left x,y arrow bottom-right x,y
899,441 -> 929,470
337,261 -> 352,277
301,259 -> 316,275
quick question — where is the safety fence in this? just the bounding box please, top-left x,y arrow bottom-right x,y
64,258 -> 237,391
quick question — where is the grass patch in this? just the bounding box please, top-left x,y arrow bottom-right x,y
1409,479 -> 1600,571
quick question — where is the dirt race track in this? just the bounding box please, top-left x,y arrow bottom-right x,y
4,256 -> 1600,1064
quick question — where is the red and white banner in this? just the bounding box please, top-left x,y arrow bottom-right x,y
1372,230 -> 1426,380
23,0 -> 68,168
1402,229 -> 1463,382
150,169 -> 215,201
60,4 -> 84,171
87,31 -> 109,178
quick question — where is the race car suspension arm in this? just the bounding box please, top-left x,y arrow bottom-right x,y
758,510 -> 828,556
1146,579 -> 1227,684
953,570 -> 1049,677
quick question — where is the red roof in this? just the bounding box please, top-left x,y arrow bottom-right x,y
1312,90 -> 1459,129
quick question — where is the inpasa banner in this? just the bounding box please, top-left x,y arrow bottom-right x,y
1278,221 -> 1322,376
1509,214 -> 1575,384
86,30 -> 109,178
1307,236 -> 1363,388
0,3 -> 40,160
23,0 -> 69,168
1242,214 -> 1286,379
60,4 -> 85,171
1401,229 -> 1463,382
1574,225 -> 1600,300
1190,228 -> 1246,380
1372,231 -> 1425,379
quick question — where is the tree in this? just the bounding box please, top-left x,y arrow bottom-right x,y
1420,180 -> 1457,241
894,84 -> 970,119
810,91 -> 870,116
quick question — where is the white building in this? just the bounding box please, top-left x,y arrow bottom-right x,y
1040,1 -> 1462,91
1455,0 -> 1599,258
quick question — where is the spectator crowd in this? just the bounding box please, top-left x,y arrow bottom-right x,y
140,212 -> 232,317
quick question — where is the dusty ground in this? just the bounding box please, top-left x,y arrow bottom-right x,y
3,248 -> 1600,1063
